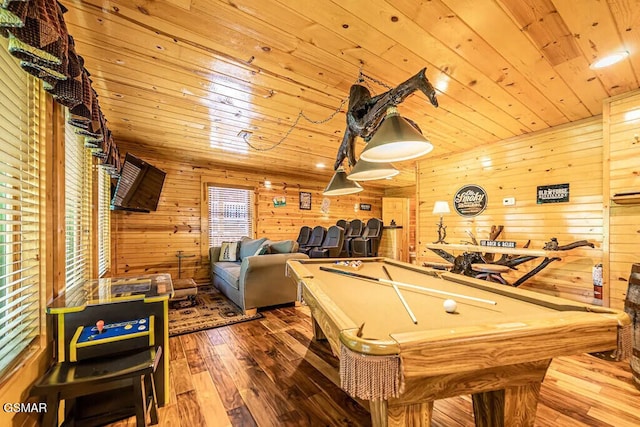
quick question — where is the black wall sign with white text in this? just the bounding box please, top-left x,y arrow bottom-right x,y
537,183 -> 569,204
453,184 -> 487,217
480,240 -> 516,248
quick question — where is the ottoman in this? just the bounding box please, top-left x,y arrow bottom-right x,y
171,278 -> 198,308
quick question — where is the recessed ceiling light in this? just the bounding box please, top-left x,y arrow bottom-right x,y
434,74 -> 449,93
315,163 -> 325,169
264,180 -> 272,188
590,51 -> 629,69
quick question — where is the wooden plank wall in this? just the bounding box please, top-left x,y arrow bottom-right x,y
384,185 -> 417,255
110,145 -> 383,284
603,88 -> 640,310
417,117 -> 604,304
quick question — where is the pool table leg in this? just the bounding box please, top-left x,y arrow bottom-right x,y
311,316 -> 327,341
472,382 -> 542,427
370,400 -> 433,427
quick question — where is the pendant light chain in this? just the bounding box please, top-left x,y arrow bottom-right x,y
359,72 -> 393,91
242,69 -> 389,151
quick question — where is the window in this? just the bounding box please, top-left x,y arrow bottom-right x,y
207,186 -> 254,247
0,39 -> 41,376
64,117 -> 92,291
97,168 -> 111,276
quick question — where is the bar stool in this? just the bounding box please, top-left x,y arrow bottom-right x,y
30,346 -> 161,427
471,263 -> 510,284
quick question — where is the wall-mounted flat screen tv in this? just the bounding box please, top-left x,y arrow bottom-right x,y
111,153 -> 166,212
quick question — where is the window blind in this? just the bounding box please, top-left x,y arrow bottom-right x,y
97,168 -> 111,277
64,116 -> 92,292
207,186 -> 254,247
0,39 -> 41,376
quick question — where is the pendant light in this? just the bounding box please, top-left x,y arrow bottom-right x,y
347,159 -> 399,181
360,106 -> 433,163
323,167 -> 363,196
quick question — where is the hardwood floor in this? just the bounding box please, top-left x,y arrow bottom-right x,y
109,305 -> 640,427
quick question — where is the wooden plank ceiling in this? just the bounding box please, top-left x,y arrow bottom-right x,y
60,0 -> 640,188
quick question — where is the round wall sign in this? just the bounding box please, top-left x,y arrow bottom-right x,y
453,184 -> 487,217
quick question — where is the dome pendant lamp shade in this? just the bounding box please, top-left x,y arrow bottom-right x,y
360,106 -> 434,163
347,159 -> 399,181
323,167 -> 363,196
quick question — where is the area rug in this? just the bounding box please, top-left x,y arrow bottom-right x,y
168,285 -> 263,337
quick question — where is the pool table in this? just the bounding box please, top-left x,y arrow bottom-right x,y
286,258 -> 630,427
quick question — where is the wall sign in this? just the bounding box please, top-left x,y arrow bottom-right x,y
299,192 -> 311,210
321,198 -> 330,214
480,240 -> 516,248
359,203 -> 372,211
272,196 -> 286,207
537,183 -> 569,204
453,184 -> 487,217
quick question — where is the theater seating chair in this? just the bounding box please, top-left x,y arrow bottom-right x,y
350,218 -> 383,257
340,219 -> 363,257
309,225 -> 345,258
296,226 -> 312,248
299,225 -> 326,254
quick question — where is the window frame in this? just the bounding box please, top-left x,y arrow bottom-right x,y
0,37 -> 44,381
97,167 -> 111,277
200,179 -> 257,259
206,184 -> 256,248
63,116 -> 93,293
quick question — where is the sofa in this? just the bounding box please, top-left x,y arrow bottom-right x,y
209,237 -> 308,314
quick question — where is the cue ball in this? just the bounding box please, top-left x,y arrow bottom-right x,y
443,299 -> 457,313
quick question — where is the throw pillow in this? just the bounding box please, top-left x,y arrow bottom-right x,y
254,245 -> 270,256
219,241 -> 239,262
268,240 -> 295,254
239,237 -> 267,260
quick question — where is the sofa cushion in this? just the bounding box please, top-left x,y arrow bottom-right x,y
219,241 -> 239,261
240,237 -> 267,260
268,240 -> 296,254
212,262 -> 241,290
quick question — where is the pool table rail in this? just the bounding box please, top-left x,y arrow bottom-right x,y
394,311 -> 623,378
294,269 -> 402,357
442,272 -> 631,327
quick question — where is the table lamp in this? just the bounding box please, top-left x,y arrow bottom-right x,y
432,201 -> 451,244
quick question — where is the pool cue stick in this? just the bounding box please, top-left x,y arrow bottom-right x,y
356,322 -> 365,338
319,266 -> 497,305
382,266 -> 418,324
